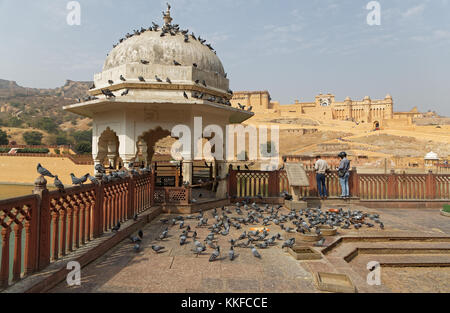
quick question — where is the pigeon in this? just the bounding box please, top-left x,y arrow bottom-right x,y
133,243 -> 141,252
37,163 -> 55,178
95,164 -> 106,174
314,238 -> 325,247
108,80 -> 114,85
159,230 -> 169,240
173,60 -> 181,66
112,222 -> 121,232
228,246 -> 236,261
120,75 -> 126,81
251,246 -> 261,259
140,60 -> 149,65
282,238 -> 295,249
166,77 -> 172,84
194,245 -> 206,256
54,176 -> 65,192
180,235 -> 187,246
88,175 -> 99,185
380,222 -> 384,230
101,89 -> 116,98
70,173 -> 84,186
151,245 -> 165,253
193,63 -> 198,68
209,246 -> 220,262
138,230 -> 143,239
130,235 -> 141,243
121,89 -> 129,96
183,91 -> 188,99
138,76 -> 145,82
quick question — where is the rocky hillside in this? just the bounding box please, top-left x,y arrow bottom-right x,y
0,79 -> 93,129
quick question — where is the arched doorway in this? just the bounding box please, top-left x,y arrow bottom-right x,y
373,121 -> 380,130
136,127 -> 172,166
97,127 -> 120,169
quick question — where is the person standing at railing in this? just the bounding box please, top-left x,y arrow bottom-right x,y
338,152 -> 351,199
314,155 -> 329,199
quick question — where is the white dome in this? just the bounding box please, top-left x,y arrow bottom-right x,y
103,30 -> 225,75
425,151 -> 439,160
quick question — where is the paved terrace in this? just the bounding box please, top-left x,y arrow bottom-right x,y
49,206 -> 450,293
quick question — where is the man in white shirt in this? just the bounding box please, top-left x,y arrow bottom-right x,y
314,155 -> 329,199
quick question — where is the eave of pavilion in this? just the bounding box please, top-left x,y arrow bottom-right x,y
63,98 -> 254,124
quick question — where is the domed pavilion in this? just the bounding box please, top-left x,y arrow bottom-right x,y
64,5 -> 253,199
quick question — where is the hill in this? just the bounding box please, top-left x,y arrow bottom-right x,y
0,79 -> 93,146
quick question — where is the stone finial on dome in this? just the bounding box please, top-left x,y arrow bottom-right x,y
163,2 -> 173,25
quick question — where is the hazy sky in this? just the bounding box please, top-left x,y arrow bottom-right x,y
1,0 -> 449,116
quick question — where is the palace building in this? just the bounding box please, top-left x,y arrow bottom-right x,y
231,91 -> 420,128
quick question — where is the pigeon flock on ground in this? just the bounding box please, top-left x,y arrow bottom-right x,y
129,198 -> 385,260
78,6 -> 255,112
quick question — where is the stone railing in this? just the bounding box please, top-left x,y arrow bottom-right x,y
0,171 -> 154,290
228,168 -> 450,200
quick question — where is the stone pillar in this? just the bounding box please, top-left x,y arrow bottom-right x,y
182,160 -> 193,185
120,154 -> 136,170
215,160 -> 229,199
107,140 -> 118,169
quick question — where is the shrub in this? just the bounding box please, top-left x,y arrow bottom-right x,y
8,117 -> 23,128
35,117 -> 59,134
0,148 -> 10,153
0,129 -> 8,145
56,134 -> 71,146
72,130 -> 92,144
54,148 -> 60,155
23,131 -> 43,145
16,148 -> 50,154
74,141 -> 92,154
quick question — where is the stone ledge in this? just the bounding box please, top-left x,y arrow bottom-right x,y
441,209 -> 450,217
3,206 -> 162,293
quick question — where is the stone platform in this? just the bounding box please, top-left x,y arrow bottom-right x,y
47,206 -> 450,293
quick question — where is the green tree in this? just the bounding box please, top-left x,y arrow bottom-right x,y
56,134 -> 71,146
23,131 -> 43,145
8,117 -> 23,128
74,141 -> 92,154
0,129 -> 8,145
72,130 -> 92,144
35,117 -> 59,134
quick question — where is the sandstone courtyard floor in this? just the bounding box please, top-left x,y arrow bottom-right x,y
50,205 -> 450,293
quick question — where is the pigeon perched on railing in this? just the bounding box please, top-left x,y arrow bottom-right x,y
95,164 -> 106,174
37,163 -> 55,178
54,176 -> 65,192
70,173 -> 84,186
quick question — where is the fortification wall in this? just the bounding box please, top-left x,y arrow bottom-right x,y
0,156 -> 93,185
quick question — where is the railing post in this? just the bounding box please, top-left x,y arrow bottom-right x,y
269,170 -> 280,197
93,181 -> 104,238
128,176 -> 135,219
350,167 -> 359,198
33,176 -> 51,271
228,167 -> 237,198
387,169 -> 398,200
308,171 -> 316,197
426,170 -> 436,200
151,169 -> 156,206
